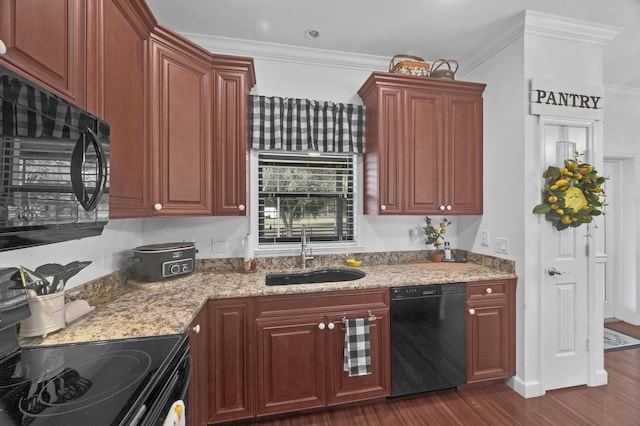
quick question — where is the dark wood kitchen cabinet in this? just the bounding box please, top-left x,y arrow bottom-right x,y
465,278 -> 517,383
188,304 -> 209,426
89,0 -> 155,217
148,28 -> 214,216
207,298 -> 255,424
86,0 -> 255,218
212,64 -> 254,216
254,289 -> 391,417
0,0 -> 87,106
358,73 -> 485,215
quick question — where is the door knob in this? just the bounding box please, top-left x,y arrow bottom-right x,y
547,267 -> 563,276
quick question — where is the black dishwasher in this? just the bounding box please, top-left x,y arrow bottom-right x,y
390,283 -> 465,397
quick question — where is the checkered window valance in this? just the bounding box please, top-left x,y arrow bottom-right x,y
249,95 -> 365,154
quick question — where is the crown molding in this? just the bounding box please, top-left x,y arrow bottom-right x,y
606,85 -> 640,101
523,10 -> 621,45
182,32 -> 389,72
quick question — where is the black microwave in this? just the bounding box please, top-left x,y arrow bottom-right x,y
0,64 -> 110,251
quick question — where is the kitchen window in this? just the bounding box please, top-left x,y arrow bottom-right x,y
257,152 -> 355,245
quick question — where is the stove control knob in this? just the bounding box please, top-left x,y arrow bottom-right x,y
182,264 -> 190,272
170,264 -> 181,274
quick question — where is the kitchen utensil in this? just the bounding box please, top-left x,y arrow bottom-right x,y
20,261 -> 91,295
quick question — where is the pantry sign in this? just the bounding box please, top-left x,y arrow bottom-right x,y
530,78 -> 604,120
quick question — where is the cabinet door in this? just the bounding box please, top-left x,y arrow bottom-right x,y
150,36 -> 213,216
209,298 -> 254,423
213,69 -> 248,216
444,93 -> 483,214
325,308 -> 391,405
96,0 -> 154,218
188,305 -> 209,426
404,89 -> 444,214
255,315 -> 326,416
466,279 -> 516,383
0,0 -> 86,106
366,86 -> 403,214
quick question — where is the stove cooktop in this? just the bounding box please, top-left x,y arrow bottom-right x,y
0,334 -> 184,426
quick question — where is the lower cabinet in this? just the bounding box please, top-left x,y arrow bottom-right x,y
188,304 -> 209,426
207,298 -> 254,424
255,290 -> 391,417
189,281 -> 515,424
465,279 -> 517,383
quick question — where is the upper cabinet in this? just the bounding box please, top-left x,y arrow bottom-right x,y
149,28 -> 214,216
85,0 -> 256,218
358,73 -> 485,215
0,0 -> 87,107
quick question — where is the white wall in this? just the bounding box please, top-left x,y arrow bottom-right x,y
603,86 -> 640,323
0,219 -> 142,290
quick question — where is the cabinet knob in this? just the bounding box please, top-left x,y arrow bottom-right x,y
380,205 -> 387,211
0,39 -> 6,55
327,322 -> 335,330
446,205 -> 452,211
439,205 -> 445,211
238,204 -> 245,211
192,324 -> 201,334
486,288 -> 492,294
154,203 -> 163,211
468,309 -> 475,315
318,322 -> 326,330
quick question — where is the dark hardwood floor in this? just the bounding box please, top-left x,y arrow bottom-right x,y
247,321 -> 640,426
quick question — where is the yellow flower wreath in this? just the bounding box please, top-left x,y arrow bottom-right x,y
532,153 -> 607,231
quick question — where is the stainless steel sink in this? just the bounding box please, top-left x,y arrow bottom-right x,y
265,268 -> 366,286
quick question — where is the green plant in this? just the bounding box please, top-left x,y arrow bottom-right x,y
532,152 -> 607,231
423,216 -> 451,248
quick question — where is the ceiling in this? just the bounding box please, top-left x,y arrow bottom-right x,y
146,0 -> 640,89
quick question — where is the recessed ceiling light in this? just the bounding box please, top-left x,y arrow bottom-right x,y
305,29 -> 320,39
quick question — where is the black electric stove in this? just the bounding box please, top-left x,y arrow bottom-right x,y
0,268 -> 190,426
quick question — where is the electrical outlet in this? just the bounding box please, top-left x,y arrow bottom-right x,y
480,230 -> 489,247
211,239 -> 227,253
495,237 -> 509,254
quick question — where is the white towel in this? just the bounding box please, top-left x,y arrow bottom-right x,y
344,318 -> 372,377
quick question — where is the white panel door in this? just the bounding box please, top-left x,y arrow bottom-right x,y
540,124 -> 590,392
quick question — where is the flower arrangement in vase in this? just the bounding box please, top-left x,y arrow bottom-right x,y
423,216 -> 451,262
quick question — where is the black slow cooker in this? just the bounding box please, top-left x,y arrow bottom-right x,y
130,242 -> 197,282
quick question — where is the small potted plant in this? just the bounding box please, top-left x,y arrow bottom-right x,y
424,216 -> 451,262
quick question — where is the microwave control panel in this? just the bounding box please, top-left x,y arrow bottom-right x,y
162,258 -> 194,278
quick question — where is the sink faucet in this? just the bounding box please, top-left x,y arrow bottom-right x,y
300,225 -> 314,269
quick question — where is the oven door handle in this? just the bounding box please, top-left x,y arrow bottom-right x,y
70,127 -> 108,212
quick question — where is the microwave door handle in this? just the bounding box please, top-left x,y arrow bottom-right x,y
70,128 -> 107,211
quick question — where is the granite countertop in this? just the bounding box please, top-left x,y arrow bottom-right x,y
20,253 -> 516,347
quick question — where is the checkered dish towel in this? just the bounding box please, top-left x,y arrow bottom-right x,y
344,318 -> 372,377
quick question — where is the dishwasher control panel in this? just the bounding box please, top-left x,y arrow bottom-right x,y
391,283 -> 464,300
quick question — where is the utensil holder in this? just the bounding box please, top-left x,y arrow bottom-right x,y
19,291 -> 66,338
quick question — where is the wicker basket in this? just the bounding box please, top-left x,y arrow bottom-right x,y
389,54 -> 430,77
430,59 -> 458,79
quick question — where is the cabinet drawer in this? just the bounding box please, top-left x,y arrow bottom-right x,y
256,289 -> 389,318
467,280 -> 508,298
